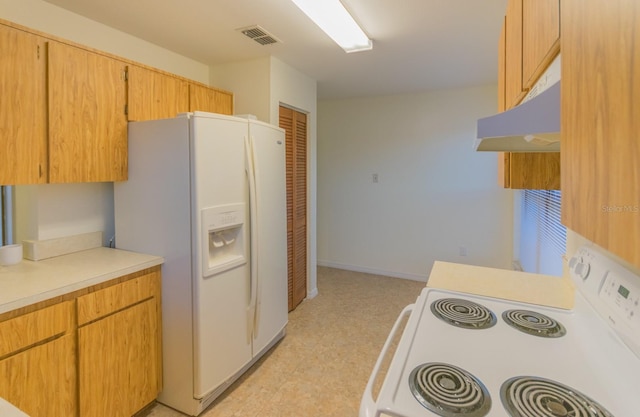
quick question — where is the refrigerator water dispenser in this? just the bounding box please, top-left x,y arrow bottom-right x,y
201,204 -> 246,278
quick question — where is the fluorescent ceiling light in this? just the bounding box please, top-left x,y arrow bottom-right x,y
290,0 -> 373,53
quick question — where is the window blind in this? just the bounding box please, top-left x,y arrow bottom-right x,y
518,190 -> 566,276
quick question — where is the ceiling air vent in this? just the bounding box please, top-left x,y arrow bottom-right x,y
237,25 -> 281,46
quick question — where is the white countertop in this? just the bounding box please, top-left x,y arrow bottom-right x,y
0,247 -> 164,315
427,261 -> 575,309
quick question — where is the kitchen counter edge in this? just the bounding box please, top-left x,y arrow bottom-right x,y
0,247 -> 164,315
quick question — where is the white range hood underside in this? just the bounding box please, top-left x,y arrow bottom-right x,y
475,80 -> 560,152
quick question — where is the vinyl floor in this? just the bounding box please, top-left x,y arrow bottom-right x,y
145,266 -> 425,417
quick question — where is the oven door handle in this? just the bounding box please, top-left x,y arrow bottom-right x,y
360,303 -> 415,417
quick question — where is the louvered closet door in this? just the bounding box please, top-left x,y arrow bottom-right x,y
279,106 -> 307,311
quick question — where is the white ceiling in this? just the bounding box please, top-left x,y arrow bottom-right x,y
43,0 -> 507,99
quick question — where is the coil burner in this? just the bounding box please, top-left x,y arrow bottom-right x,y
409,362 -> 491,417
501,376 -> 614,417
502,310 -> 566,338
430,298 -> 497,330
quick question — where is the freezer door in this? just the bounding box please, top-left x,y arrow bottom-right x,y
190,113 -> 253,399
248,120 -> 289,355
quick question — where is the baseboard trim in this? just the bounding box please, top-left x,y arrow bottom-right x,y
307,287 -> 319,299
317,260 -> 427,282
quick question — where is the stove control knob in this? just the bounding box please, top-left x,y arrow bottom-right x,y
574,260 -> 591,280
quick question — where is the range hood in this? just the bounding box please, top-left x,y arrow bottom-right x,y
475,54 -> 561,152
475,81 -> 559,152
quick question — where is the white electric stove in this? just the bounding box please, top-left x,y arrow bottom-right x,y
361,246 -> 640,417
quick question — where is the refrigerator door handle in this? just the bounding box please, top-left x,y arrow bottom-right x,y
244,135 -> 259,340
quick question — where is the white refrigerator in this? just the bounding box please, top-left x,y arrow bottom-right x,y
114,111 -> 288,416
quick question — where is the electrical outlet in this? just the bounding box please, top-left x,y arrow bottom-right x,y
372,173 -> 379,183
459,246 -> 467,256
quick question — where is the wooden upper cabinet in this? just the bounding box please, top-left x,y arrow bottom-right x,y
128,65 -> 189,121
522,0 -> 560,89
505,0 -> 525,109
0,25 -> 47,185
561,0 -> 640,268
497,0 -> 561,190
497,18 -> 510,187
497,11 -> 560,191
1,18 -> 235,185
500,152 -> 561,190
48,41 -> 128,182
508,153 -> 560,189
505,0 -> 560,107
189,83 -> 234,115
497,18 -> 507,113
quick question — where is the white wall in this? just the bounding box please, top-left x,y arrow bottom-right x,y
1,0 -> 211,245
210,57 -> 272,122
15,184 -> 114,242
211,57 -> 320,298
317,85 -> 514,280
0,0 -> 209,83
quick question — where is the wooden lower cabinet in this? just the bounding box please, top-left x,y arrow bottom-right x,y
0,302 -> 77,416
78,299 -> 159,417
0,335 -> 76,416
0,267 -> 162,417
77,271 -> 161,417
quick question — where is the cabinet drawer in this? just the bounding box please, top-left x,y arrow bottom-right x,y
77,271 -> 159,325
0,301 -> 73,357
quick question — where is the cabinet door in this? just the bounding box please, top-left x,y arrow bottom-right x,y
505,0 -> 561,107
561,0 -> 640,268
497,12 -> 560,190
0,24 -> 47,185
505,0 -> 525,108
0,302 -> 76,417
128,65 -> 189,121
496,18 -> 510,187
189,83 -> 234,115
48,41 -> 128,182
497,18 -> 507,114
77,271 -> 161,417
0,335 -> 76,417
78,299 -> 159,417
522,0 -> 560,89
509,153 -> 560,190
